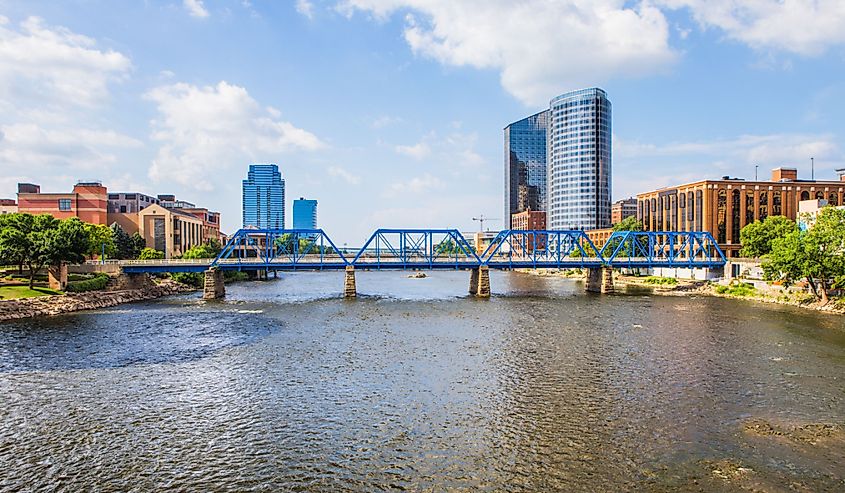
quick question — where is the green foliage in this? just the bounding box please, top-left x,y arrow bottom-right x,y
66,273 -> 110,293
138,248 -> 165,260
0,285 -> 64,299
763,207 -> 845,303
170,244 -> 220,287
274,234 -> 329,254
111,223 -> 142,259
714,283 -> 756,297
642,276 -> 678,286
612,216 -> 644,232
85,223 -> 116,259
0,213 -> 90,288
739,215 -> 798,258
181,243 -> 220,259
131,233 -> 146,257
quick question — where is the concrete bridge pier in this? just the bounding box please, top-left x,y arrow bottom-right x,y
111,272 -> 154,291
469,266 -> 490,297
203,268 -> 225,300
344,266 -> 357,298
585,267 -> 614,294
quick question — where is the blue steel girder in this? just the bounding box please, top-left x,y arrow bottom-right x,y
603,231 -> 725,268
480,230 -> 604,268
351,229 -> 480,269
210,228 -> 349,270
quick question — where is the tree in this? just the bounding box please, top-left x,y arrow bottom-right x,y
171,244 -> 219,287
111,223 -> 135,259
85,223 -> 115,259
138,248 -> 165,260
0,213 -> 28,271
764,208 -> 845,304
612,216 -> 644,232
740,215 -> 798,258
131,233 -> 146,258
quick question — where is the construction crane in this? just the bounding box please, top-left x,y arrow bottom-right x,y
472,214 -> 499,232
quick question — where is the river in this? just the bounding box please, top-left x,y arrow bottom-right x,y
1,271 -> 844,491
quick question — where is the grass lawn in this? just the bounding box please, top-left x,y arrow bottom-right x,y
0,285 -> 64,300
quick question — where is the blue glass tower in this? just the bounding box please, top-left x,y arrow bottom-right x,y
242,164 -> 285,229
504,110 -> 548,228
292,197 -> 317,230
547,88 -> 611,230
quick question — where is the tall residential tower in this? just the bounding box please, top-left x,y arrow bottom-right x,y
547,88 -> 612,230
504,88 -> 612,231
504,110 -> 549,228
242,164 -> 285,229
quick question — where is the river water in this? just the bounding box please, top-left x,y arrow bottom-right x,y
1,271 -> 844,491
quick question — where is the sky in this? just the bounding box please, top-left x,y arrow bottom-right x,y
1,0 -> 844,245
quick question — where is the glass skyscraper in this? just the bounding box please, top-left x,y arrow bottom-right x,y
242,164 -> 285,229
292,197 -> 317,230
547,88 -> 611,230
504,110 -> 548,228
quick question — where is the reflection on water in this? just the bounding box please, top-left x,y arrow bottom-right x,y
1,271 -> 844,491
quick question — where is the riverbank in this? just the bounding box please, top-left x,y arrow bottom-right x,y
0,280 -> 195,322
516,269 -> 845,315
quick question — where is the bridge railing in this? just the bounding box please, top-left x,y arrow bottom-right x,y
480,230 -> 604,267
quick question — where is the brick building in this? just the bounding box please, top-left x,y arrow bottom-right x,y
637,167 -> 845,257
17,182 -> 108,224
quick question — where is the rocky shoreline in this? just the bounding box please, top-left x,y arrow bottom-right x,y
0,280 -> 196,322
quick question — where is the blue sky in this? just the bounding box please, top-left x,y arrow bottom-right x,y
1,0 -> 844,244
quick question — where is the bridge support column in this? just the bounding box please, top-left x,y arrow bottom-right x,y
586,267 -> 614,294
476,265 -> 490,297
469,268 -> 479,295
344,266 -> 357,298
203,268 -> 225,300
48,263 -> 68,291
111,272 -> 154,291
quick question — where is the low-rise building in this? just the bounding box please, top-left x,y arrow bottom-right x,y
17,181 -> 109,224
611,198 -> 637,225
138,204 -> 205,259
511,209 -> 547,254
0,199 -> 17,215
636,167 -> 845,257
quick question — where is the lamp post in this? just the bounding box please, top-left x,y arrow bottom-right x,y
755,164 -> 758,181
811,157 -> 815,180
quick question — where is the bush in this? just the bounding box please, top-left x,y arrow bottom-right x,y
714,283 -> 756,297
171,272 -> 203,288
138,248 -> 165,260
642,276 -> 678,286
224,271 -> 249,282
66,273 -> 110,293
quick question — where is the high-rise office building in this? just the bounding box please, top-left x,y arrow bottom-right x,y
547,88 -> 611,230
504,110 -> 548,228
242,164 -> 285,229
293,197 -> 317,230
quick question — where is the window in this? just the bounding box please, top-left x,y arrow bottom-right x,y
125,194 -> 136,200
120,205 -> 127,213
58,199 -> 71,211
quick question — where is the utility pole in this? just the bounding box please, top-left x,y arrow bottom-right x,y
472,215 -> 498,232
755,164 -> 758,181
811,157 -> 815,180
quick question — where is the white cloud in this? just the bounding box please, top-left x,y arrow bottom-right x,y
328,165 -> 361,184
145,81 -> 324,191
296,0 -> 315,19
394,141 -> 431,160
184,0 -> 210,18
0,16 -> 131,106
339,0 -> 677,105
658,0 -> 845,56
371,115 -> 403,128
384,173 -> 444,197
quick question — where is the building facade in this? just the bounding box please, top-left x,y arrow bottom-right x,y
504,110 -> 549,228
293,197 -> 317,230
510,209 -> 547,254
138,204 -> 205,259
637,167 -> 845,257
611,198 -> 637,225
547,88 -> 612,230
17,181 -> 109,224
243,164 -> 285,229
0,199 -> 17,215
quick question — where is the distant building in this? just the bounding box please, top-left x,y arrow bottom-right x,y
0,199 -> 17,215
17,181 -> 108,225
637,167 -> 845,257
510,209 -> 547,254
547,88 -> 612,230
106,192 -> 161,235
504,110 -> 548,228
293,197 -> 318,230
242,164 -> 285,229
797,198 -> 845,230
611,198 -> 637,225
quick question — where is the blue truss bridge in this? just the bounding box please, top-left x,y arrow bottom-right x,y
113,228 -> 726,299
118,228 -> 726,274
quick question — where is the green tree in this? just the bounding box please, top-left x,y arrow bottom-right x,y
740,215 -> 798,258
111,223 -> 134,259
171,244 -> 219,287
138,247 -> 165,260
612,216 -> 644,232
85,223 -> 115,259
0,213 -> 27,271
131,233 -> 146,258
764,208 -> 845,304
